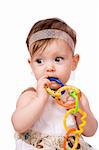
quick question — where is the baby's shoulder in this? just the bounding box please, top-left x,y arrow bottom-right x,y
22,87 -> 36,94
16,87 -> 37,109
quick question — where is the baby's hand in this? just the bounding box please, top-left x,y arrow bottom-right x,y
37,75 -> 51,100
65,90 -> 75,109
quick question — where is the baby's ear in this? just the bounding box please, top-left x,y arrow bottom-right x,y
72,54 -> 80,71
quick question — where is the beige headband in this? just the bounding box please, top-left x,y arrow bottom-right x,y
29,29 -> 75,51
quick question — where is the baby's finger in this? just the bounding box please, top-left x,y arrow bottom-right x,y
44,79 -> 51,87
39,75 -> 49,80
67,96 -> 74,101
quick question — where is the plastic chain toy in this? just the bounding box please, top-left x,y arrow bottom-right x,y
45,77 -> 87,150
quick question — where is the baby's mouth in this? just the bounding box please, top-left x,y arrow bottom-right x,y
50,83 -> 61,91
48,77 -> 61,90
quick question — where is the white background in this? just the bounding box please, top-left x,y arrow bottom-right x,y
0,0 -> 99,149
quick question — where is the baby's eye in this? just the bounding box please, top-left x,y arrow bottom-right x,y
36,58 -> 44,64
55,57 -> 64,62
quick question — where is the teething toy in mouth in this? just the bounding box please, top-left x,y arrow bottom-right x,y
45,77 -> 86,150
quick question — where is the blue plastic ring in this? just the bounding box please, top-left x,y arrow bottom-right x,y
48,77 -> 65,94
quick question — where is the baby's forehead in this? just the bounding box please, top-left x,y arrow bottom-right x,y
44,39 -> 72,52
31,39 -> 73,59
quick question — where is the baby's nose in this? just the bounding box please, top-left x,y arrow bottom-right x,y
46,67 -> 55,72
46,63 -> 55,72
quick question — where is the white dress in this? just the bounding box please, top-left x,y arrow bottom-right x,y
15,93 -> 95,150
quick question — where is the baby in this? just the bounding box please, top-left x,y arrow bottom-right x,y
12,18 -> 98,150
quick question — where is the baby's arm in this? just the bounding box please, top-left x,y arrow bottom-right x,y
11,75 -> 51,133
75,92 -> 98,137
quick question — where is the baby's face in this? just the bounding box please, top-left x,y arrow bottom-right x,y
30,39 -> 79,88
